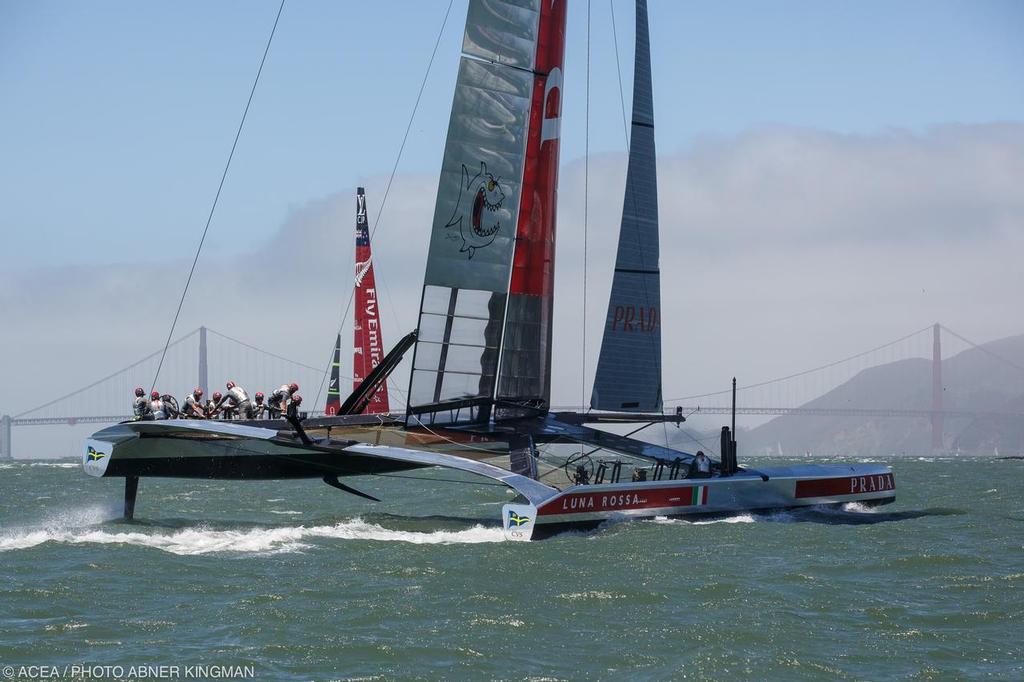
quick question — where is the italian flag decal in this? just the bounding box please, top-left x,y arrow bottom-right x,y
690,485 -> 709,506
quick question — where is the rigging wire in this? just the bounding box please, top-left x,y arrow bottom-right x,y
609,0 -> 631,150
150,0 -> 286,393
311,0 -> 456,414
581,0 -> 591,416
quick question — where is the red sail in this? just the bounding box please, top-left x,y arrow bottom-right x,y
497,0 -> 567,408
353,187 -> 390,414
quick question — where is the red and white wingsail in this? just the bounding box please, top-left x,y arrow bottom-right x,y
408,0 -> 567,424
353,187 -> 389,414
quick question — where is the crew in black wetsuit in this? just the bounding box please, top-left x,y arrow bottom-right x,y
285,394 -> 303,419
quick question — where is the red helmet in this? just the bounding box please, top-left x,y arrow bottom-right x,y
255,392 -> 264,400
135,387 -> 144,397
291,394 -> 302,405
212,391 -> 222,401
150,391 -> 160,399
226,380 -> 235,390
289,383 -> 299,393
194,388 -> 203,398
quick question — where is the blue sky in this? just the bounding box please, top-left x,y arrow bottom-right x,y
1,0 -> 1021,271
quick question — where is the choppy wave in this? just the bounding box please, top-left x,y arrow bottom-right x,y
0,517 -> 505,555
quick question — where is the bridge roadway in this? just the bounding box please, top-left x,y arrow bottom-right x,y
10,406 -> 1024,427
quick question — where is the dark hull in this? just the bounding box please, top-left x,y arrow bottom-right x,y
105,453 -> 425,480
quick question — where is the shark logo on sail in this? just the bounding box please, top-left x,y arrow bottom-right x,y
445,162 -> 505,259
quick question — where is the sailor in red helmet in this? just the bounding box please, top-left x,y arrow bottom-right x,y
215,380 -> 254,420
132,387 -> 151,420
267,382 -> 298,419
149,391 -> 169,420
181,387 -> 206,419
285,393 -> 303,419
205,391 -> 222,419
253,392 -> 266,419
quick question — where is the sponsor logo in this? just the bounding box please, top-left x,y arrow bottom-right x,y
560,492 -> 648,512
507,511 -> 531,528
540,67 -> 562,145
611,305 -> 659,333
795,473 -> 896,498
445,162 -> 505,259
86,446 -> 106,462
356,192 -> 367,227
850,474 -> 895,494
354,258 -> 373,287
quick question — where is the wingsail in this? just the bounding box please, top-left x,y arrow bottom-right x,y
353,187 -> 389,414
408,0 -> 567,424
325,333 -> 342,416
591,0 -> 663,412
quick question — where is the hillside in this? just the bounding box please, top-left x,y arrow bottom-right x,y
745,334 -> 1024,456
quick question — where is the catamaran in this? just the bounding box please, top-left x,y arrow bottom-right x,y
83,0 -> 895,541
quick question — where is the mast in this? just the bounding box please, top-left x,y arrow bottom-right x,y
353,187 -> 390,414
591,0 -> 662,412
407,0 -> 567,425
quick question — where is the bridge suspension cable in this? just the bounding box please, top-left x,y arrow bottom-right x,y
666,324 -> 935,403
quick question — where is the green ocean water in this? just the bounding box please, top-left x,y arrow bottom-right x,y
0,457 -> 1021,681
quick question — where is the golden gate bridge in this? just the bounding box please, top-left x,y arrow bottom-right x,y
2,323 -> 1022,459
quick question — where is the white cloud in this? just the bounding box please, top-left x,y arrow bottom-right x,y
2,123 -> 1022,455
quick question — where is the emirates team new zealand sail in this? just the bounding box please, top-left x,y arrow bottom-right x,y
326,188 -> 389,417
82,0 -> 896,540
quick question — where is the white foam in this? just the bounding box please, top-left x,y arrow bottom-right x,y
29,462 -> 79,468
0,518 -> 505,555
647,514 -> 757,525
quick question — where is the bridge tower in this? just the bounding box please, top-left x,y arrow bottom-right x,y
198,326 -> 209,397
931,323 -> 943,451
1,414 -> 11,460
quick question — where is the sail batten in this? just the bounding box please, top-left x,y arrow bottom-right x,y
591,0 -> 663,413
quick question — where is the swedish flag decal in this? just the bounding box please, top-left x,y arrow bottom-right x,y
86,446 -> 106,462
507,510 -> 531,528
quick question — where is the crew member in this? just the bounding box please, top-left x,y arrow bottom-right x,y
689,451 -> 712,478
222,380 -> 254,420
150,391 -> 168,420
285,394 -> 303,419
132,387 -> 150,420
181,388 -> 205,419
267,383 -> 298,419
253,392 -> 266,419
205,392 -> 222,419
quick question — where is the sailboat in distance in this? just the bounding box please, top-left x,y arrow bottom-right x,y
326,188 -> 390,417
83,0 -> 896,540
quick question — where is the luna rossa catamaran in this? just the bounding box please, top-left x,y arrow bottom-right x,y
83,0 -> 895,540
